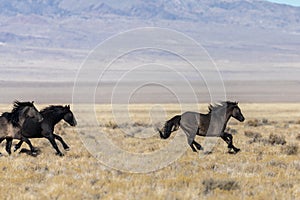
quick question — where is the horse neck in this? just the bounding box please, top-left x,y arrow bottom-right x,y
210,108 -> 232,132
17,117 -> 26,127
223,109 -> 233,130
17,110 -> 28,127
43,111 -> 65,126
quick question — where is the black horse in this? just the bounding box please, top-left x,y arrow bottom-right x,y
7,105 -> 77,156
158,101 -> 245,153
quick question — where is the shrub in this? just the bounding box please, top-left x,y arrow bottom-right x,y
226,127 -> 237,134
244,131 -> 262,139
281,144 -> 298,155
246,119 -> 260,127
104,121 -> 118,129
246,118 -> 271,127
268,134 -> 286,145
268,160 -> 287,169
245,131 -> 264,144
202,179 -> 239,194
262,118 -> 269,124
132,121 -> 150,127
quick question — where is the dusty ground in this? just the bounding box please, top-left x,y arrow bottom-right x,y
0,103 -> 299,199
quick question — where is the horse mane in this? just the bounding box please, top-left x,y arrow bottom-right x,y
40,105 -> 67,116
4,101 -> 34,127
208,101 -> 238,113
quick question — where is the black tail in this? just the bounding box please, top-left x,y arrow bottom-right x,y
158,115 -> 181,139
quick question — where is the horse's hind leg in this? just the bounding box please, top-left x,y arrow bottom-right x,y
53,133 -> 70,151
0,138 -> 12,156
180,125 -> 200,152
192,140 -> 203,151
189,142 -> 197,152
21,136 -> 37,155
0,138 -> 5,156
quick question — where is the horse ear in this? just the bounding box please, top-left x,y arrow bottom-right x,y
31,101 -> 34,104
68,105 -> 70,108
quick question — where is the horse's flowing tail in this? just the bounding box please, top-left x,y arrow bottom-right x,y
158,115 -> 181,139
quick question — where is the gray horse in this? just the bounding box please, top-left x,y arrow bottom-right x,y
158,101 -> 245,153
0,101 -> 43,155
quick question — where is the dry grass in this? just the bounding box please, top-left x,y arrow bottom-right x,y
0,103 -> 299,199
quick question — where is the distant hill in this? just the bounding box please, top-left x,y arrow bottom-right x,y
0,0 -> 299,62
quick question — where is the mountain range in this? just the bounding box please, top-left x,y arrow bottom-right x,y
0,0 -> 300,49
1,0 -> 300,27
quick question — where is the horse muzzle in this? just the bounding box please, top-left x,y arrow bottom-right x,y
239,115 -> 245,122
72,119 -> 77,126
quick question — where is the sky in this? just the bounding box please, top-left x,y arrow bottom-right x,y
267,0 -> 300,6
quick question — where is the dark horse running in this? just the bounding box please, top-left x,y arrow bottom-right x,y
158,101 -> 245,153
0,101 -> 43,155
6,105 -> 77,156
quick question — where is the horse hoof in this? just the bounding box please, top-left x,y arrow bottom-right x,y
31,152 -> 38,157
228,148 -> 235,154
228,148 -> 240,154
64,147 -> 70,151
234,148 -> 241,153
203,151 -> 212,155
56,152 -> 64,157
195,144 -> 203,151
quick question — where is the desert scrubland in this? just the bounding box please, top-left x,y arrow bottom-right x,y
0,103 -> 299,199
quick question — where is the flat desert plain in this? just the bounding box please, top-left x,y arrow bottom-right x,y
0,103 -> 299,199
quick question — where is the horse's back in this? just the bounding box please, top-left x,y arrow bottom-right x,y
180,111 -> 211,136
181,111 -> 202,122
181,111 -> 199,117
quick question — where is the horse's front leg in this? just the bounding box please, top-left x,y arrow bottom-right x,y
46,133 -> 64,156
53,133 -> 70,151
5,138 -> 13,155
221,132 -> 240,153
